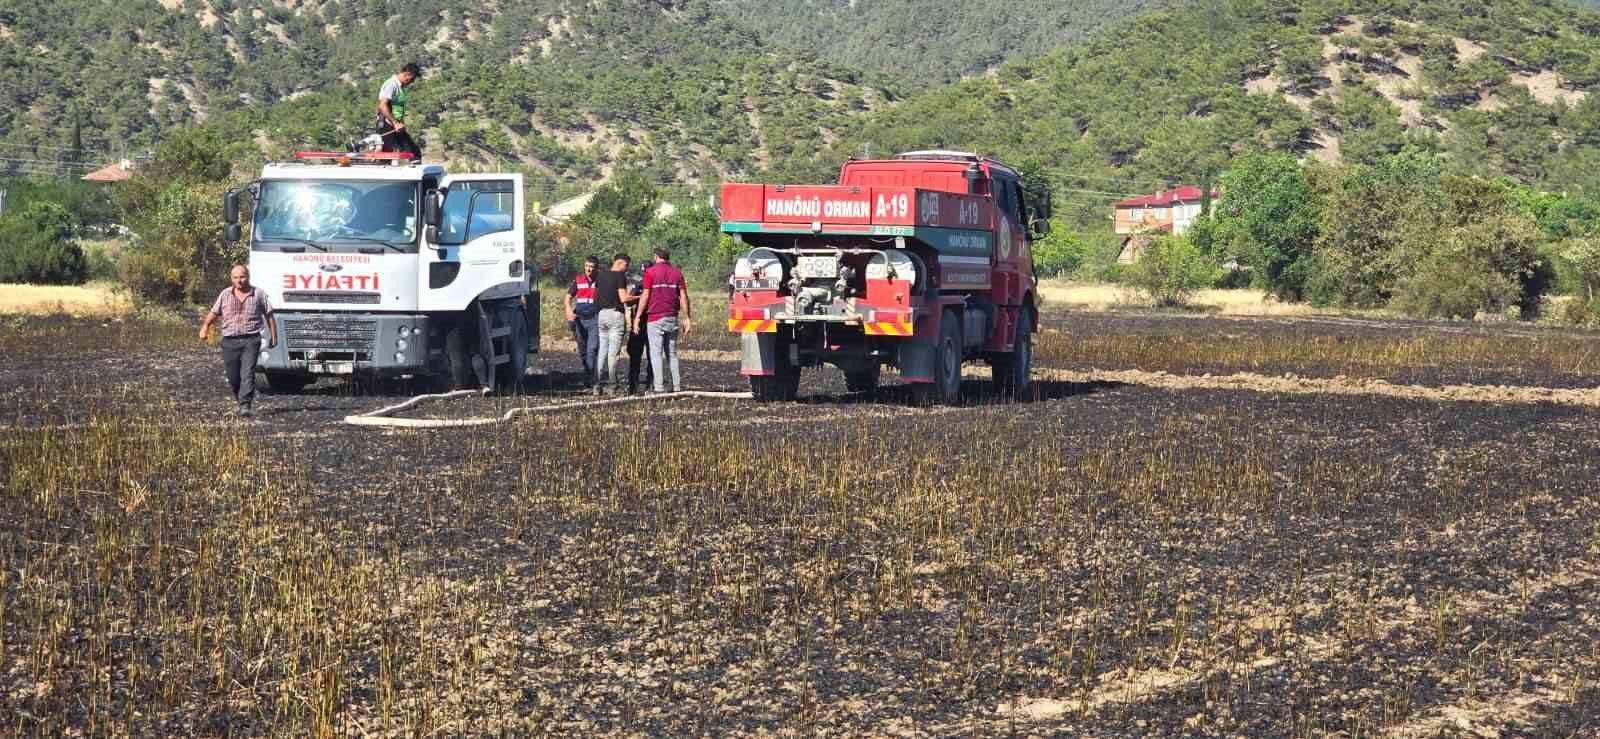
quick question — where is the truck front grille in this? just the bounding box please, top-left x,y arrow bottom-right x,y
283,318 -> 378,355
283,291 -> 381,305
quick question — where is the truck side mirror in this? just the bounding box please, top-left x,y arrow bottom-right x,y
223,190 -> 241,224
423,190 -> 442,227
963,164 -> 983,195
1030,218 -> 1051,237
224,223 -> 242,244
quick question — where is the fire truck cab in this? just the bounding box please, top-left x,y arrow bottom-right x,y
223,151 -> 536,392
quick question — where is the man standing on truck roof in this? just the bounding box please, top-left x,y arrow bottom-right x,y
624,256 -> 652,395
633,248 -> 690,393
592,253 -> 633,396
565,256 -> 601,388
376,62 -> 422,160
199,264 -> 278,419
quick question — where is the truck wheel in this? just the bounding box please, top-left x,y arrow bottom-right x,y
494,306 -> 529,394
844,364 -> 880,396
992,306 -> 1033,399
261,371 -> 311,394
750,365 -> 799,402
749,331 -> 800,402
444,324 -> 477,390
915,311 -> 962,405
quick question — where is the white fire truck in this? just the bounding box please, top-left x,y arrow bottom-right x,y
222,151 -> 537,392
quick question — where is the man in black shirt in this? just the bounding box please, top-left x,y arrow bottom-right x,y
592,253 -> 633,395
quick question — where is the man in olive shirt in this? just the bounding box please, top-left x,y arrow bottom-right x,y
199,264 -> 279,418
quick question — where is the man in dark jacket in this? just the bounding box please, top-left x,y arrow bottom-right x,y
624,257 -> 653,394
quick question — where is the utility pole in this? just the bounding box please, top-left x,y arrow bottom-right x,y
69,103 -> 84,172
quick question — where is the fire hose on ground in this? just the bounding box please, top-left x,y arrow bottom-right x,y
343,387 -> 755,429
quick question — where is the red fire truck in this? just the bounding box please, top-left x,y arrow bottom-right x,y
720,150 -> 1050,403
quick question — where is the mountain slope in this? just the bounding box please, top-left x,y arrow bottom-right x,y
713,0 -> 1179,86
6,0 -> 1600,208
794,0 -> 1600,225
0,0 -> 894,184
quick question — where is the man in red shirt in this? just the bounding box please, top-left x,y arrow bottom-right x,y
632,247 -> 691,393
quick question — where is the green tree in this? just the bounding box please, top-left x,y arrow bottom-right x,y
1030,222 -> 1092,277
1310,147 -> 1443,306
1214,152 -> 1320,300
581,170 -> 661,232
1555,236 -> 1600,324
1391,210 -> 1544,319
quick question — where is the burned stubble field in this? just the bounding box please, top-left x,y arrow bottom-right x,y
2,305 -> 1598,736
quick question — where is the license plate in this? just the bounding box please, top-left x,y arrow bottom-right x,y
310,362 -> 354,374
734,278 -> 777,291
795,255 -> 838,279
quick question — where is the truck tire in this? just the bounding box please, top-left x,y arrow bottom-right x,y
261,371 -> 311,394
749,330 -> 800,401
914,311 -> 962,405
494,305 -> 529,394
844,364 -> 880,396
991,306 -> 1033,399
750,364 -> 800,402
444,324 -> 477,390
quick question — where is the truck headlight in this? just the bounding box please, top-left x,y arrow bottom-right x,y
259,351 -> 269,362
395,352 -> 406,363
396,338 -> 408,351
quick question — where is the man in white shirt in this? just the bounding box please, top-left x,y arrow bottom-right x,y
376,63 -> 422,160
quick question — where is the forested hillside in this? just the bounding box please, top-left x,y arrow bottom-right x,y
785,0 -> 1600,227
713,0 -> 1178,86
6,0 -> 1600,208
0,0 -> 901,185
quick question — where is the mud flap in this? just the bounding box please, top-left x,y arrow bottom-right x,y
740,332 -> 779,376
897,340 -> 936,383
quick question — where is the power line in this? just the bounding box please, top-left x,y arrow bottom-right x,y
0,141 -> 112,155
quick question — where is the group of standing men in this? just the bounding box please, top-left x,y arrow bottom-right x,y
566,249 -> 692,395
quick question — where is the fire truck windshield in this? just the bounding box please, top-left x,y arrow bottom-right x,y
253,180 -> 419,251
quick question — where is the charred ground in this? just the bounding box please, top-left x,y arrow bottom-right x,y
1,306 -> 1597,735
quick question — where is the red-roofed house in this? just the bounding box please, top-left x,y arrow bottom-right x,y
1113,186 -> 1214,236
81,160 -> 135,183
1114,185 -> 1215,264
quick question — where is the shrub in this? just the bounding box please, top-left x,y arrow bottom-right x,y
0,201 -> 88,284
83,241 -> 121,282
1125,235 -> 1217,307
118,181 -> 240,305
120,238 -> 203,306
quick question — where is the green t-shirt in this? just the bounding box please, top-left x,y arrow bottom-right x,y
379,75 -> 409,122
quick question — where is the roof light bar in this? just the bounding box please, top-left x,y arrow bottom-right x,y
292,151 -> 417,166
